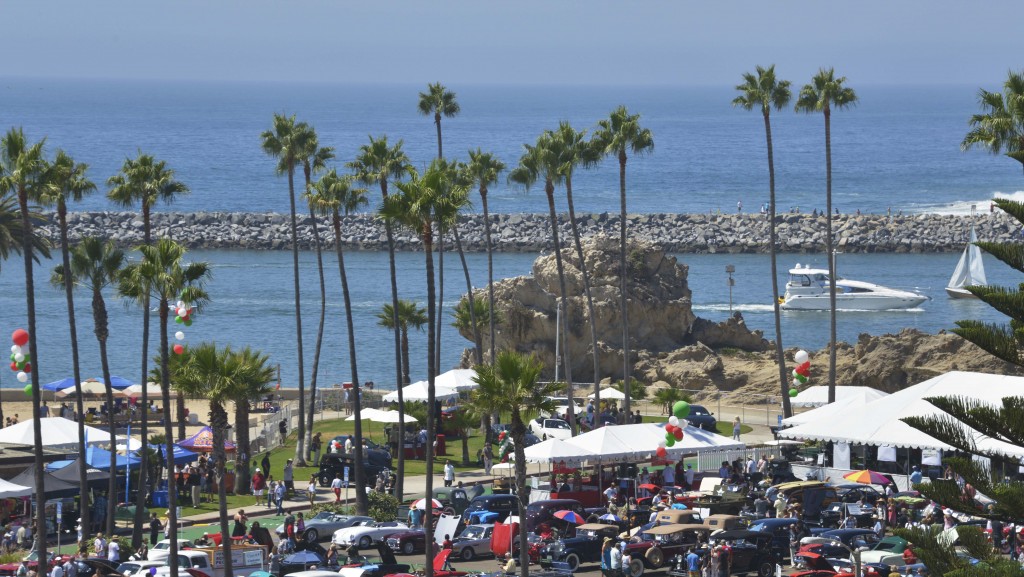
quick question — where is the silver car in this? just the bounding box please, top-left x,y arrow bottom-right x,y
451,524 -> 495,561
275,512 -> 373,542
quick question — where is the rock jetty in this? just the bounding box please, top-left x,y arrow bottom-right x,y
40,210 -> 1022,253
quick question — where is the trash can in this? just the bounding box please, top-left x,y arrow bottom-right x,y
152,490 -> 168,508
436,434 -> 446,456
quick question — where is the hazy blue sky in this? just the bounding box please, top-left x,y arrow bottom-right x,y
5,0 -> 1022,86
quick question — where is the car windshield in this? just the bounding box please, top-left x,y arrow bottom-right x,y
117,564 -> 141,574
314,512 -> 334,520
546,420 -> 569,429
461,526 -> 486,539
153,543 -> 169,550
690,407 -> 709,415
876,540 -> 902,551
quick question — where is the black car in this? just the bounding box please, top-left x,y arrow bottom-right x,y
686,405 -> 717,431
819,503 -> 875,529
464,494 -> 519,525
539,523 -> 620,572
669,530 -> 780,577
525,499 -> 587,533
798,528 -> 879,559
748,518 -> 818,561
317,451 -> 392,487
834,484 -> 883,505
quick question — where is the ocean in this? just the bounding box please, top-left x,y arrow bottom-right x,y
0,79 -> 1021,390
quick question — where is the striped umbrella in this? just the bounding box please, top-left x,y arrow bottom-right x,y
842,469 -> 891,485
553,510 -> 586,524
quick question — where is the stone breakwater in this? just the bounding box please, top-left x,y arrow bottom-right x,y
39,211 -> 1023,254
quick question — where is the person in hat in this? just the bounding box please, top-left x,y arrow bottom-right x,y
251,468 -> 266,506
909,465 -> 922,485
684,464 -> 695,489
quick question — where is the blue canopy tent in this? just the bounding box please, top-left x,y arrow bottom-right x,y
144,444 -> 200,466
42,377 -> 77,392
84,446 -> 142,469
95,375 -> 134,389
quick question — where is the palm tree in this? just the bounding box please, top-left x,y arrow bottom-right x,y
593,106 -> 654,417
472,351 -> 559,577
962,69 -> 1024,173
52,237 -> 125,535
653,387 -> 689,415
119,238 -> 210,577
508,133 -> 576,429
296,125 -> 336,466
380,162 -> 468,577
452,298 -> 498,338
467,150 -> 506,361
733,65 -> 794,417
0,127 -> 51,562
377,300 -> 428,388
41,149 -> 96,537
434,158 -> 480,366
261,113 -> 310,465
108,152 -> 190,534
348,135 -> 412,499
232,347 -> 276,495
795,68 -> 858,405
307,168 -> 371,514
552,122 -> 601,414
417,82 -> 461,160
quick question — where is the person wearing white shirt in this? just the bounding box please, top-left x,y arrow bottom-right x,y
443,461 -> 456,487
746,458 -> 757,474
684,465 -> 695,489
663,464 -> 676,487
107,539 -> 120,563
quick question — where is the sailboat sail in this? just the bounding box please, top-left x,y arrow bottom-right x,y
948,226 -> 987,289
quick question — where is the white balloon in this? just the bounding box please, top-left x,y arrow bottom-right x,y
16,372 -> 28,383
794,350 -> 809,364
10,345 -> 20,354
679,419 -> 689,428
13,353 -> 24,363
177,307 -> 188,317
658,440 -> 666,448
668,416 -> 679,427
176,300 -> 185,310
175,331 -> 185,341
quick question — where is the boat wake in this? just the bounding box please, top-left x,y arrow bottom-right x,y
908,191 -> 1024,215
693,303 -> 776,313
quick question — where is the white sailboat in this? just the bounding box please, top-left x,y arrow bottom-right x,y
946,224 -> 987,298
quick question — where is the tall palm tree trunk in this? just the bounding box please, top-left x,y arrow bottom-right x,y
133,214 -> 153,547
333,211 -> 368,513
93,290 -> 118,536
305,209 -> 327,464
18,187 -> 47,565
287,167 -> 307,463
381,181 -> 407,500
511,410 -> 529,577
158,302 -> 181,577
423,226 -> 437,577
763,112 -> 792,418
234,403 -> 251,494
58,204 -> 91,538
618,152 -> 630,417
436,234 -> 444,375
434,115 -> 443,159
544,182 -> 575,430
452,223 -> 483,365
211,402 -> 233,577
564,177 -> 600,416
481,189 -> 496,361
401,327 -> 411,386
824,108 -> 837,404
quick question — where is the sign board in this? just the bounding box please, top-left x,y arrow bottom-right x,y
213,546 -> 265,569
344,466 -> 350,486
921,449 -> 941,466
56,502 -> 62,523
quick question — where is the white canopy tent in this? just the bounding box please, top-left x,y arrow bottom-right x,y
789,385 -> 888,408
369,410 -> 418,424
433,369 -> 479,392
0,478 -> 32,499
783,388 -> 891,427
122,383 -> 163,399
586,388 -> 626,400
540,422 -> 746,464
780,371 -> 1024,458
523,438 -> 595,465
382,381 -> 459,403
0,417 -> 112,449
57,380 -> 124,398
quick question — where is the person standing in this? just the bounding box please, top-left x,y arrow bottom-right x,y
331,473 -> 343,502
609,539 -> 623,577
266,477 -> 276,508
310,432 -> 323,466
261,454 -> 272,478
443,460 -> 455,488
149,513 -> 162,546
662,462 -> 675,488
732,417 -> 742,441
189,465 -> 202,508
684,464 -> 695,489
232,510 -> 248,538
250,468 -> 266,506
274,481 -> 286,515
278,419 -> 287,445
283,459 -> 295,498
482,444 -> 493,475
107,538 -> 120,563
307,474 -> 318,507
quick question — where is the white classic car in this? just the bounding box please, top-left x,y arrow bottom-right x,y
529,417 -> 572,441
333,520 -> 409,548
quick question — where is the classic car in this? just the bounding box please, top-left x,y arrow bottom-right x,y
833,484 -> 883,505
335,542 -> 411,577
858,536 -> 909,567
450,523 -> 495,561
463,494 -> 518,525
276,512 -> 374,542
525,499 -> 586,533
529,418 -> 572,441
796,529 -> 879,560
691,484 -> 749,516
538,523 -> 620,571
748,518 -> 815,561
624,524 -> 712,577
114,560 -> 165,577
685,405 -> 717,431
771,481 -> 838,519
819,503 -> 876,529
148,539 -> 197,561
667,530 -> 780,577
333,520 -> 410,548
386,528 -> 427,555
703,514 -> 745,532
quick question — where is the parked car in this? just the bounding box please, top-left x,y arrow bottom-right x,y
430,486 -> 472,515
796,529 -> 880,561
748,518 -> 811,561
685,405 -> 717,431
819,503 -> 875,529
450,524 -> 495,561
147,539 -> 196,562
668,530 -> 780,577
464,494 -> 518,525
525,499 -> 586,533
702,514 -> 745,532
833,484 -> 883,505
625,524 -> 712,577
333,521 -> 409,548
317,451 -> 392,488
114,560 -> 164,577
539,523 -> 620,571
386,528 -> 426,555
277,512 -> 373,542
529,418 -> 572,441
772,481 -> 838,520
858,536 -> 909,567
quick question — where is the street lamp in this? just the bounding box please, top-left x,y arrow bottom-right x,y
726,265 -> 736,311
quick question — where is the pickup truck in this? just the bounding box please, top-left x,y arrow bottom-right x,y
153,544 -> 267,577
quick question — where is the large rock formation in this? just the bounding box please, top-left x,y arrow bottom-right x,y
458,235 -> 767,381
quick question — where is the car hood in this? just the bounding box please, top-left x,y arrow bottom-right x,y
385,531 -> 422,539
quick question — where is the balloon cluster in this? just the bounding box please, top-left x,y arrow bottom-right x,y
789,350 -> 810,397
656,400 -> 691,459
171,300 -> 192,355
497,431 -> 513,463
9,329 -> 32,395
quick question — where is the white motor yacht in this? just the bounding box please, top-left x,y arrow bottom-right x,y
781,264 -> 930,311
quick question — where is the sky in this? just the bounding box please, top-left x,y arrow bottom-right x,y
3,0 -> 1023,87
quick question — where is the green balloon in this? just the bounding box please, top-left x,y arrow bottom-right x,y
666,436 -> 676,447
789,388 -> 799,397
175,316 -> 184,324
21,353 -> 29,363
672,401 -> 690,419
8,353 -> 14,362
184,319 -> 192,327
23,384 -> 32,397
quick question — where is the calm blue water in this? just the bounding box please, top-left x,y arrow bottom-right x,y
0,249 -> 1017,390
0,79 -> 1021,216
0,79 -> 1022,389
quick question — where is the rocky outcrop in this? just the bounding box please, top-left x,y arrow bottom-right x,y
38,210 -> 1024,254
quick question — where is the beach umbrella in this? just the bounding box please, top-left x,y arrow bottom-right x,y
345,408 -> 386,421
553,510 -> 585,524
843,469 -> 891,485
598,513 -> 621,523
95,375 -> 134,389
57,380 -> 121,399
122,383 -> 163,399
412,498 -> 443,510
42,377 -> 77,392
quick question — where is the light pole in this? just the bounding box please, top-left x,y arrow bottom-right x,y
726,265 -> 736,311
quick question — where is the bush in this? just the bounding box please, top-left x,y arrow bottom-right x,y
310,491 -> 399,521
0,552 -> 23,565
311,502 -> 354,515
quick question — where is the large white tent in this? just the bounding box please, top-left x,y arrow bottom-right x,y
587,388 -> 626,400
433,369 -> 479,392
382,381 -> 459,403
783,388 -> 890,427
0,417 -> 112,448
516,422 -> 746,464
523,438 -> 596,465
789,385 -> 888,408
780,371 -> 1024,458
0,478 -> 32,499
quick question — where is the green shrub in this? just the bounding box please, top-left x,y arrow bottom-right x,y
310,491 -> 399,521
